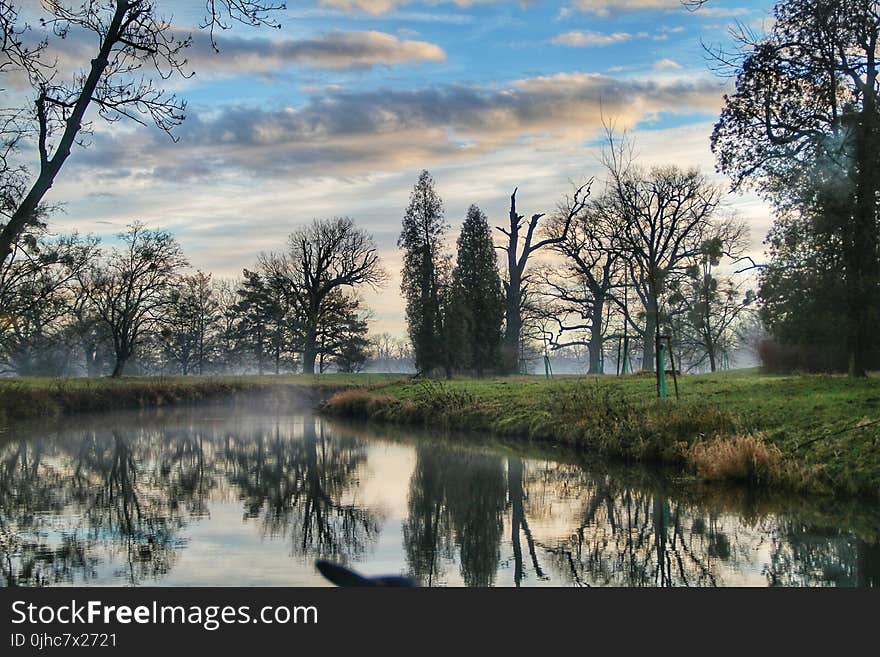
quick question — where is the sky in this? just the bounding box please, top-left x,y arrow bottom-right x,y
15,0 -> 776,336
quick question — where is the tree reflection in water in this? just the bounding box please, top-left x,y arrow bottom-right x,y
0,414 -> 379,585
403,445 -> 505,586
514,460 -> 880,587
1,410 -> 878,587
225,417 -> 379,562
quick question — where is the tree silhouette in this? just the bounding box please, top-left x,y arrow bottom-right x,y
0,1 -> 283,267
712,0 -> 880,376
399,170 -> 451,377
448,205 -> 505,377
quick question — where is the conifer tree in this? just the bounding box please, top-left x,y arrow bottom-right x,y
450,205 -> 504,376
398,170 -> 449,376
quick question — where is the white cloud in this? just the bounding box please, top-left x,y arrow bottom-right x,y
551,30 -> 634,47
189,30 -> 446,73
654,58 -> 682,69
569,0 -> 683,16
65,70 -> 725,189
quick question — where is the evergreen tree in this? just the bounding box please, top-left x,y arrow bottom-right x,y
314,291 -> 372,373
398,170 -> 449,376
160,271 -> 219,375
450,205 -> 504,376
234,269 -> 291,375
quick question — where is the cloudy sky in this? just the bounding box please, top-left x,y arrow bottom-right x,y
20,0 -> 775,336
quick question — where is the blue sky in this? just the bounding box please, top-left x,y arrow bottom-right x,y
23,0 -> 776,335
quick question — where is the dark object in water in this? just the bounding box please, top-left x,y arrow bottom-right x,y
315,560 -> 417,587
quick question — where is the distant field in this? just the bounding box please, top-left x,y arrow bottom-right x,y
0,373 -> 405,390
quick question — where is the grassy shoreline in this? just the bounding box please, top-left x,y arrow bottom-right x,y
325,414 -> 880,542
3,370 -> 878,499
321,370 -> 880,498
0,373 -> 403,423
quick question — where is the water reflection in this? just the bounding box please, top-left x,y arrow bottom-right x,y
0,408 -> 877,587
403,447 -> 506,586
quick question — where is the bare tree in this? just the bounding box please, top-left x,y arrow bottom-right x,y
669,217 -> 755,372
0,0 -> 283,267
540,194 -> 624,374
82,221 -> 187,376
496,182 -> 591,374
601,131 -> 720,390
0,222 -> 98,373
212,276 -> 241,373
268,217 -> 386,375
160,270 -> 218,375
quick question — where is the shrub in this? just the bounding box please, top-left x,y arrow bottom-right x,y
322,389 -> 394,418
688,433 -> 785,485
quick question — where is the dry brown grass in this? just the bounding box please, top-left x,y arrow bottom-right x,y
322,389 -> 396,418
688,433 -> 786,485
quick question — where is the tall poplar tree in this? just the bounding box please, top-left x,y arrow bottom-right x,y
399,170 -> 449,376
450,205 -> 504,376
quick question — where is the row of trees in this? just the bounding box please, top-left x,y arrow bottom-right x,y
397,0 -> 880,379
1,154 -> 755,380
398,148 -> 755,379
0,218 -> 390,377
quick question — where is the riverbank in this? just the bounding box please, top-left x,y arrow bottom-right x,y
4,370 -> 879,498
0,373 -> 403,423
321,370 -> 880,498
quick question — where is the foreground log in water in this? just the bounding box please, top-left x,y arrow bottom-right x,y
316,561 -> 417,587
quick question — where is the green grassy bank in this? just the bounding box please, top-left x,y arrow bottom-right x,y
321,370 -> 880,498
4,369 -> 879,498
0,373 -> 403,423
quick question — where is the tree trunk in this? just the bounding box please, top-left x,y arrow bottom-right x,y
111,356 -> 126,377
303,327 -> 318,375
0,5 -> 126,265
502,190 -> 523,376
704,299 -> 716,373
588,298 -> 604,374
83,339 -> 100,377
503,273 -> 521,375
642,309 -> 656,371
848,93 -> 879,378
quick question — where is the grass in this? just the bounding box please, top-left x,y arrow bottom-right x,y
325,414 -> 880,543
4,368 -> 880,498
0,373 -> 405,422
321,369 -> 880,498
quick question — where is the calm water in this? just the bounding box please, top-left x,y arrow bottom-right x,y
1,406 -> 878,587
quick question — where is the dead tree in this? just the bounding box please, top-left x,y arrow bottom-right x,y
496,182 -> 591,374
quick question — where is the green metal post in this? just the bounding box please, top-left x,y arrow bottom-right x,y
658,343 -> 667,400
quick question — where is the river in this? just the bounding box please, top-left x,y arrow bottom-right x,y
1,404 -> 878,586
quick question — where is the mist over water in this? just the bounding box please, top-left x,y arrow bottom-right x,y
1,406 -> 877,587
